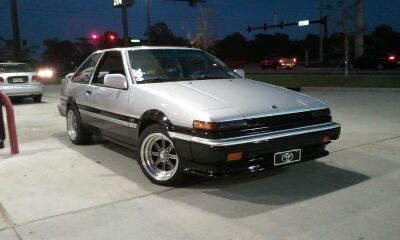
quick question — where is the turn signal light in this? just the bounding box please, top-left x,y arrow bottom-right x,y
0,77 -> 4,82
193,120 -> 218,131
227,152 -> 243,161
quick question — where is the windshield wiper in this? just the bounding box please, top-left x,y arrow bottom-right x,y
195,75 -> 229,80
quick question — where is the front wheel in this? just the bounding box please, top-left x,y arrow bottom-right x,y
139,125 -> 185,186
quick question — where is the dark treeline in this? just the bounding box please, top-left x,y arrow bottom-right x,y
212,24 -> 400,63
2,22 -> 398,74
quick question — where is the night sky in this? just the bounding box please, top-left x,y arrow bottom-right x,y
1,0 -> 399,51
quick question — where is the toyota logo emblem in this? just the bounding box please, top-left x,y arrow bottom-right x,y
282,152 -> 294,162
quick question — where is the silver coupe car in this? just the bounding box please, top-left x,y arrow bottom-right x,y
59,47 -> 341,186
0,62 -> 44,102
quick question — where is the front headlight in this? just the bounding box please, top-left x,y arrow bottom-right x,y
193,120 -> 247,132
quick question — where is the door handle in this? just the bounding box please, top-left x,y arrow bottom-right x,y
86,90 -> 92,95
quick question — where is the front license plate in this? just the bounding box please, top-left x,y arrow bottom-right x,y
274,149 -> 301,166
12,78 -> 24,83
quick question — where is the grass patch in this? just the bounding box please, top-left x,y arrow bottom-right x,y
248,75 -> 400,88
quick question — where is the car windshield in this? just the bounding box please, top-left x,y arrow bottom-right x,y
0,64 -> 33,73
128,49 -> 239,82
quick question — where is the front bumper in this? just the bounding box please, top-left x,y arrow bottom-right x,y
0,83 -> 44,97
169,122 -> 341,177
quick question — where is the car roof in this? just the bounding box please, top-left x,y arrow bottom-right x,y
93,46 -> 201,54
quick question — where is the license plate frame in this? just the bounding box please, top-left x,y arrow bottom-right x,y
274,149 -> 302,166
12,78 -> 24,83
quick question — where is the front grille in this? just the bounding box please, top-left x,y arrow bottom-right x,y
7,76 -> 28,84
243,109 -> 332,133
186,109 -> 332,139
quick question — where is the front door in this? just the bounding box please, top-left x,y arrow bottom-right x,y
82,51 -> 136,145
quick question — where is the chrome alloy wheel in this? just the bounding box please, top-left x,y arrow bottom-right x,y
140,133 -> 179,181
67,109 -> 77,141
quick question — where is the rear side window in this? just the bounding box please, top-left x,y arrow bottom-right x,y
71,53 -> 101,84
0,64 -> 33,73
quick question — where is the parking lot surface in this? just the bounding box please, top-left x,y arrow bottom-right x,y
1,85 -> 400,240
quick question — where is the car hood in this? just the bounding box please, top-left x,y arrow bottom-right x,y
144,78 -> 327,119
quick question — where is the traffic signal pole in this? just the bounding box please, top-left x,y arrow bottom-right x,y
10,0 -> 21,61
247,16 -> 328,63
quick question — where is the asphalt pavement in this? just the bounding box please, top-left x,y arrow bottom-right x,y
0,85 -> 399,240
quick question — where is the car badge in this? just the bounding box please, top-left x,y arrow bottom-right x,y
270,105 -> 278,109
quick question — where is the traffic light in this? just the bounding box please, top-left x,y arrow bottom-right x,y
104,31 -> 120,43
89,33 -> 100,41
247,26 -> 252,33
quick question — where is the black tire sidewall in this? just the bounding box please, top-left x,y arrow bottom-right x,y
33,94 -> 42,103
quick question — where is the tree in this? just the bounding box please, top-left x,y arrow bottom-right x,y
190,7 -> 216,50
144,22 -> 187,46
213,32 -> 248,60
0,37 -> 37,62
42,38 -> 96,74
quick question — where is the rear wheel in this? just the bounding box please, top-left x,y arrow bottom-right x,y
33,94 -> 42,103
67,106 -> 92,145
139,124 -> 185,186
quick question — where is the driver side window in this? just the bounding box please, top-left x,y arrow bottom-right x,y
71,53 -> 101,84
92,51 -> 126,86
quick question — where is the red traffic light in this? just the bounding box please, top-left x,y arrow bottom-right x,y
89,33 -> 100,41
104,31 -> 120,42
109,34 -> 116,41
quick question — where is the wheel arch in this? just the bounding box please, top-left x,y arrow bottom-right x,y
138,109 -> 174,137
66,97 -> 77,109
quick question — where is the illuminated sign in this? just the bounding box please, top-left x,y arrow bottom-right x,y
298,20 -> 310,26
113,0 -> 134,8
131,39 -> 141,43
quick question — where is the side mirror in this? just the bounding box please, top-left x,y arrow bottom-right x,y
104,74 -> 127,89
234,69 -> 245,78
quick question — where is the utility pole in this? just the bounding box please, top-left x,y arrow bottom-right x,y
121,7 -> 129,46
146,0 -> 151,45
10,0 -> 21,60
319,0 -> 324,63
354,0 -> 364,58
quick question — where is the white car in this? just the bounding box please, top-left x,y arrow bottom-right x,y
0,62 -> 44,102
59,47 -> 340,186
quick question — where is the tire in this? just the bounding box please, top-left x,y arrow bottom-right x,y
138,124 -> 186,186
66,105 -> 92,145
33,94 -> 42,103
